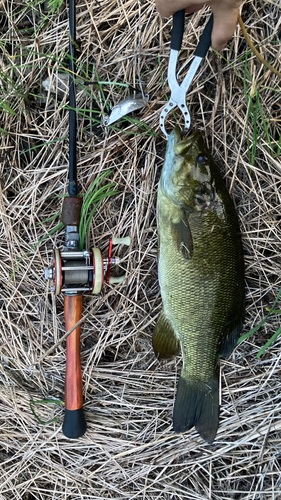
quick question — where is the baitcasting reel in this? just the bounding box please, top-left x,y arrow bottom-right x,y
45,225 -> 131,296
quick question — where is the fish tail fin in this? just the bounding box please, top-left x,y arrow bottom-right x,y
173,375 -> 219,444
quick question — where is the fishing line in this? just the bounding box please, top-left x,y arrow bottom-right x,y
83,81 -> 142,94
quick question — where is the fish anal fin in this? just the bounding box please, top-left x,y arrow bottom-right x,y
173,375 -> 219,444
153,311 -> 180,360
219,308 -> 245,358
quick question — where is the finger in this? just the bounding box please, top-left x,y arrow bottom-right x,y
155,0 -> 209,18
210,0 -> 242,51
185,4 -> 205,14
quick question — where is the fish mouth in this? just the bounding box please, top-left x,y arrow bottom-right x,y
171,127 -> 202,157
167,126 -> 181,149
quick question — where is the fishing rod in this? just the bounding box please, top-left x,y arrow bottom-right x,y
45,0 -> 130,439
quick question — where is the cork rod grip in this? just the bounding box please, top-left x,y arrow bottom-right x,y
62,295 -> 86,438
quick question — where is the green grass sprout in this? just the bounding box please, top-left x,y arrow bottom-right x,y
110,116 -> 157,137
256,326 -> 281,358
22,136 -> 67,153
32,0 -> 64,36
238,286 -> 281,357
265,309 -> 281,315
0,98 -> 17,116
30,399 -> 64,425
217,50 -> 280,163
79,171 -> 117,250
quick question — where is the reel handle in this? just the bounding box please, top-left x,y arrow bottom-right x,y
62,294 -> 87,438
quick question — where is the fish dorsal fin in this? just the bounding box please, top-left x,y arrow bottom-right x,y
172,210 -> 193,260
153,310 -> 180,360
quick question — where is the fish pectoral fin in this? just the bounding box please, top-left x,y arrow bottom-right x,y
172,211 -> 193,260
153,311 -> 180,360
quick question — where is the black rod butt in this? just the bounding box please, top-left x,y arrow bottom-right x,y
62,408 -> 87,439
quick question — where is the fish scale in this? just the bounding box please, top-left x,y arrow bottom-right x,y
159,212 -> 229,378
153,127 -> 245,443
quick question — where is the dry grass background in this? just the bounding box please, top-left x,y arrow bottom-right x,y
0,0 -> 281,498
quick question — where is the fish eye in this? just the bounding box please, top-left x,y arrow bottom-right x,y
195,195 -> 205,205
197,154 -> 207,165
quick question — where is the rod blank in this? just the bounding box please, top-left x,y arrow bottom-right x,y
68,0 -> 78,196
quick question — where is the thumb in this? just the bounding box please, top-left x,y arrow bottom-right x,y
211,0 -> 241,51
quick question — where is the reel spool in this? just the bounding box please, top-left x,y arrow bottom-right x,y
45,236 -> 131,296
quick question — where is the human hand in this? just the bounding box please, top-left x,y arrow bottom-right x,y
155,0 -> 242,51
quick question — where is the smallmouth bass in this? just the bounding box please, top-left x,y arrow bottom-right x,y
153,127 -> 245,443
